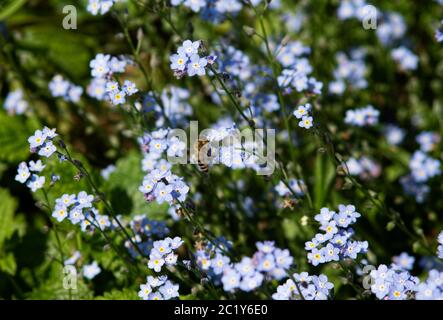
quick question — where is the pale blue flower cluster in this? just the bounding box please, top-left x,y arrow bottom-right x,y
100,164 -> 116,180
197,123 -> 272,172
400,133 -> 441,202
416,270 -> 443,299
272,272 -> 334,300
408,151 -> 441,183
88,53 -> 137,105
274,179 -> 305,198
400,175 -> 430,203
391,47 -> 419,71
138,275 -> 179,300
86,0 -> 115,15
391,252 -> 415,271
147,237 -> 183,272
276,41 -> 311,68
416,131 -> 440,153
211,45 -> 281,122
437,231 -> 443,259
64,251 -> 81,266
138,129 -> 190,205
48,75 -> 83,103
436,20 -> 443,42
277,63 -> 322,95
370,264 -> 419,300
125,215 -> 170,258
196,240 -> 294,293
15,160 -> 45,192
344,105 -> 379,127
4,89 -> 28,115
376,13 -> 406,46
345,157 -> 381,180
170,40 -> 216,78
142,87 -> 193,127
170,0 -> 279,21
52,192 -> 112,233
138,237 -> 182,300
293,103 -> 313,129
329,50 -> 367,94
28,127 -> 58,157
306,205 -> 368,266
282,11 -> 306,33
384,124 -> 405,146
15,127 -> 59,192
83,261 -> 101,280
337,0 -> 370,21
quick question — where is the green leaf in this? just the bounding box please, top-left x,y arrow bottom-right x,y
104,151 -> 169,218
313,153 -> 336,209
95,288 -> 139,300
0,188 -> 18,248
31,152 -> 92,205
0,252 -> 17,275
0,0 -> 27,21
0,113 -> 39,163
27,264 -> 93,300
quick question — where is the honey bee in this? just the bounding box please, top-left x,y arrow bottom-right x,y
193,138 -> 212,173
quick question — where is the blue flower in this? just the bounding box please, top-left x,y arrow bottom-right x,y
15,162 -> 30,184
391,46 -> 419,71
68,207 -> 85,224
307,248 -> 325,266
138,284 -> 152,300
298,116 -> 313,129
416,270 -> 443,300
52,205 -> 68,222
26,174 -> 45,192
83,261 -> 101,280
274,248 -> 293,269
28,129 -> 47,149
239,272 -> 264,292
170,53 -> 188,71
110,90 -> 126,105
211,254 -> 230,275
159,280 -> 179,299
221,267 -> 241,291
148,252 -> 166,272
235,257 -> 255,277
167,236 -> 184,250
187,54 -> 208,76
122,80 -> 138,95
38,141 -> 57,158
4,89 -> 28,115
76,191 -> 94,209
89,53 -> 110,77
392,252 -> 415,271
273,272 -> 333,300
154,182 -> 173,204
293,103 -> 311,119
153,239 -> 173,256
178,40 -> 201,56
